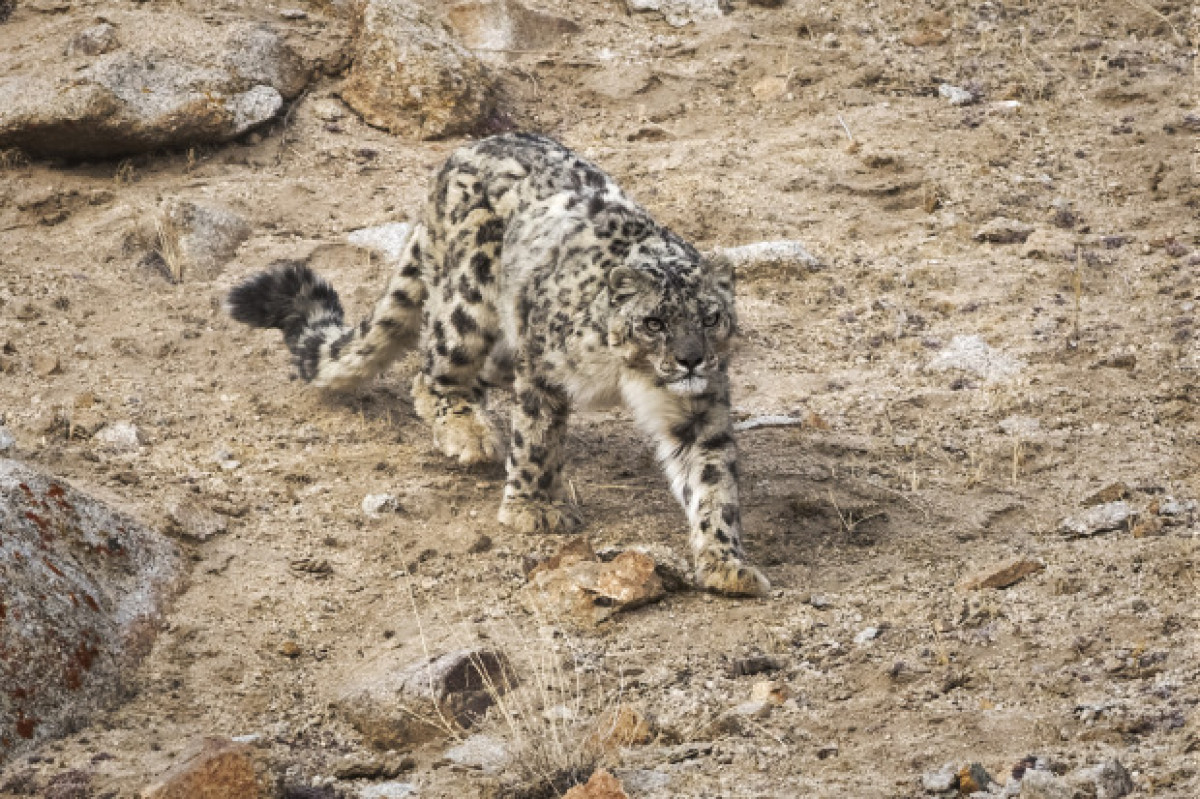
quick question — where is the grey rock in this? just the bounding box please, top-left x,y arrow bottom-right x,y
0,459 -> 183,766
1089,758 -> 1133,799
854,626 -> 881,644
938,83 -> 977,106
615,768 -> 671,793
921,763 -> 958,793
443,733 -> 508,773
626,0 -> 723,27
446,0 -> 580,60
347,222 -> 414,265
1059,501 -> 1135,537
165,496 -> 229,541
362,493 -> 401,518
334,649 -> 516,750
0,426 -> 14,453
158,200 -> 252,281
340,0 -> 497,140
974,217 -> 1035,244
720,240 -> 824,277
927,335 -> 1026,382
357,784 -> 417,799
95,420 -> 143,452
0,19 -> 309,158
1020,770 -> 1073,799
66,23 -> 118,57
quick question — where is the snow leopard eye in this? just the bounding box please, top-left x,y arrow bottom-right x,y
702,311 -> 721,328
644,317 -> 665,333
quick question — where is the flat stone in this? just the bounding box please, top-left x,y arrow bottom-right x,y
959,557 -> 1045,591
141,737 -> 270,798
626,0 -> 723,28
1059,501 -> 1135,537
1019,770 -> 1073,799
1089,758 -> 1133,799
334,648 -> 515,750
95,421 -> 143,452
157,200 -> 251,281
927,335 -> 1025,382
938,83 -> 976,106
0,17 -> 309,158
361,493 -> 401,519
446,0 -> 579,59
165,496 -> 229,541
0,459 -> 182,766
443,733 -> 508,773
974,217 -> 1035,244
0,426 -> 15,453
340,0 -> 497,140
347,222 -> 414,265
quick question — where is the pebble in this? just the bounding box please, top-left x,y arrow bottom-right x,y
280,8 -> 308,19
443,733 -> 509,773
938,83 -> 976,106
1019,770 -> 1073,799
166,497 -> 229,541
921,763 -> 957,792
854,626 -> 881,643
95,421 -> 143,452
750,680 -> 791,705
356,783 -> 417,799
0,426 -> 15,452
1088,758 -> 1133,799
1083,482 -> 1129,506
362,493 -> 401,519
957,762 -> 994,793
33,355 -> 62,377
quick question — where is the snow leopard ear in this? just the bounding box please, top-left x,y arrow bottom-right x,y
608,264 -> 655,303
701,251 -> 735,292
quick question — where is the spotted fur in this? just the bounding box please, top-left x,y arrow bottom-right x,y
227,133 -> 768,597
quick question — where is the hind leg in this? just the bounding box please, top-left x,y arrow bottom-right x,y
411,281 -> 502,465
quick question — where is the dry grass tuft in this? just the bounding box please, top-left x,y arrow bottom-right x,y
154,214 -> 185,283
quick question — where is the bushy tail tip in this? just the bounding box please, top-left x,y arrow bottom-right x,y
226,261 -> 344,344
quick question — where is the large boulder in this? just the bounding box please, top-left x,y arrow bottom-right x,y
0,459 -> 183,765
0,14 -> 311,158
340,0 -> 497,139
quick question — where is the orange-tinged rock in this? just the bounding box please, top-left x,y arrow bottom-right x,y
562,768 -> 629,799
526,540 -> 665,625
959,557 -> 1045,591
141,737 -> 270,799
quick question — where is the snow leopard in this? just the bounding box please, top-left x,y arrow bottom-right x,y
227,133 -> 769,597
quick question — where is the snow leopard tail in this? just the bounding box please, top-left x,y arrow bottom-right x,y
226,232 -> 427,390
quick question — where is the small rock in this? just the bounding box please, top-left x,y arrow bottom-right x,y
95,421 -> 143,452
626,123 -> 673,142
0,426 -> 14,452
625,0 -> 723,27
998,416 -> 1041,437
1083,482 -> 1129,506
1021,228 -> 1076,260
446,0 -> 580,57
747,0 -> 787,6
165,497 -> 229,541
525,537 -> 665,624
340,0 -> 497,139
331,753 -> 414,780
141,737 -> 270,798
33,355 -> 62,377
729,699 -> 772,720
67,23 -> 119,57
1094,353 -> 1137,370
280,8 -> 308,19
443,733 -> 508,773
467,533 -> 493,554
279,641 -> 302,658
356,783 -> 417,799
960,557 -> 1045,591
1059,501 -> 1135,537
562,768 -> 630,799
957,762 -> 994,793
921,763 -> 958,793
1089,758 -> 1133,799
1130,517 -> 1163,538
612,769 -> 670,793
808,594 -> 832,609
588,704 -> 653,751
1152,496 -> 1196,519
974,217 -> 1035,244
608,543 -> 692,591
312,98 -> 347,122
348,222 -> 414,265
938,83 -> 977,106
927,335 -> 1025,382
726,654 -> 783,677
749,680 -> 791,705
334,649 -> 516,749
720,240 -> 824,278
751,76 -> 789,101
1019,770 -> 1073,799
854,626 -> 881,644
157,200 -> 252,281
816,743 -> 839,760
362,493 -> 401,519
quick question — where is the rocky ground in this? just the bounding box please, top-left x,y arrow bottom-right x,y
1,0 -> 1197,797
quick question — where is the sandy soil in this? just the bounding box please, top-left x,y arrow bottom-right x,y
1,1 -> 1197,797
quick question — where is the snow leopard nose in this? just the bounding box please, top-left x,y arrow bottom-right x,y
674,335 -> 704,371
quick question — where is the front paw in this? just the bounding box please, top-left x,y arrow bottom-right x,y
498,498 -> 583,534
696,559 -> 771,598
433,410 -> 500,465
